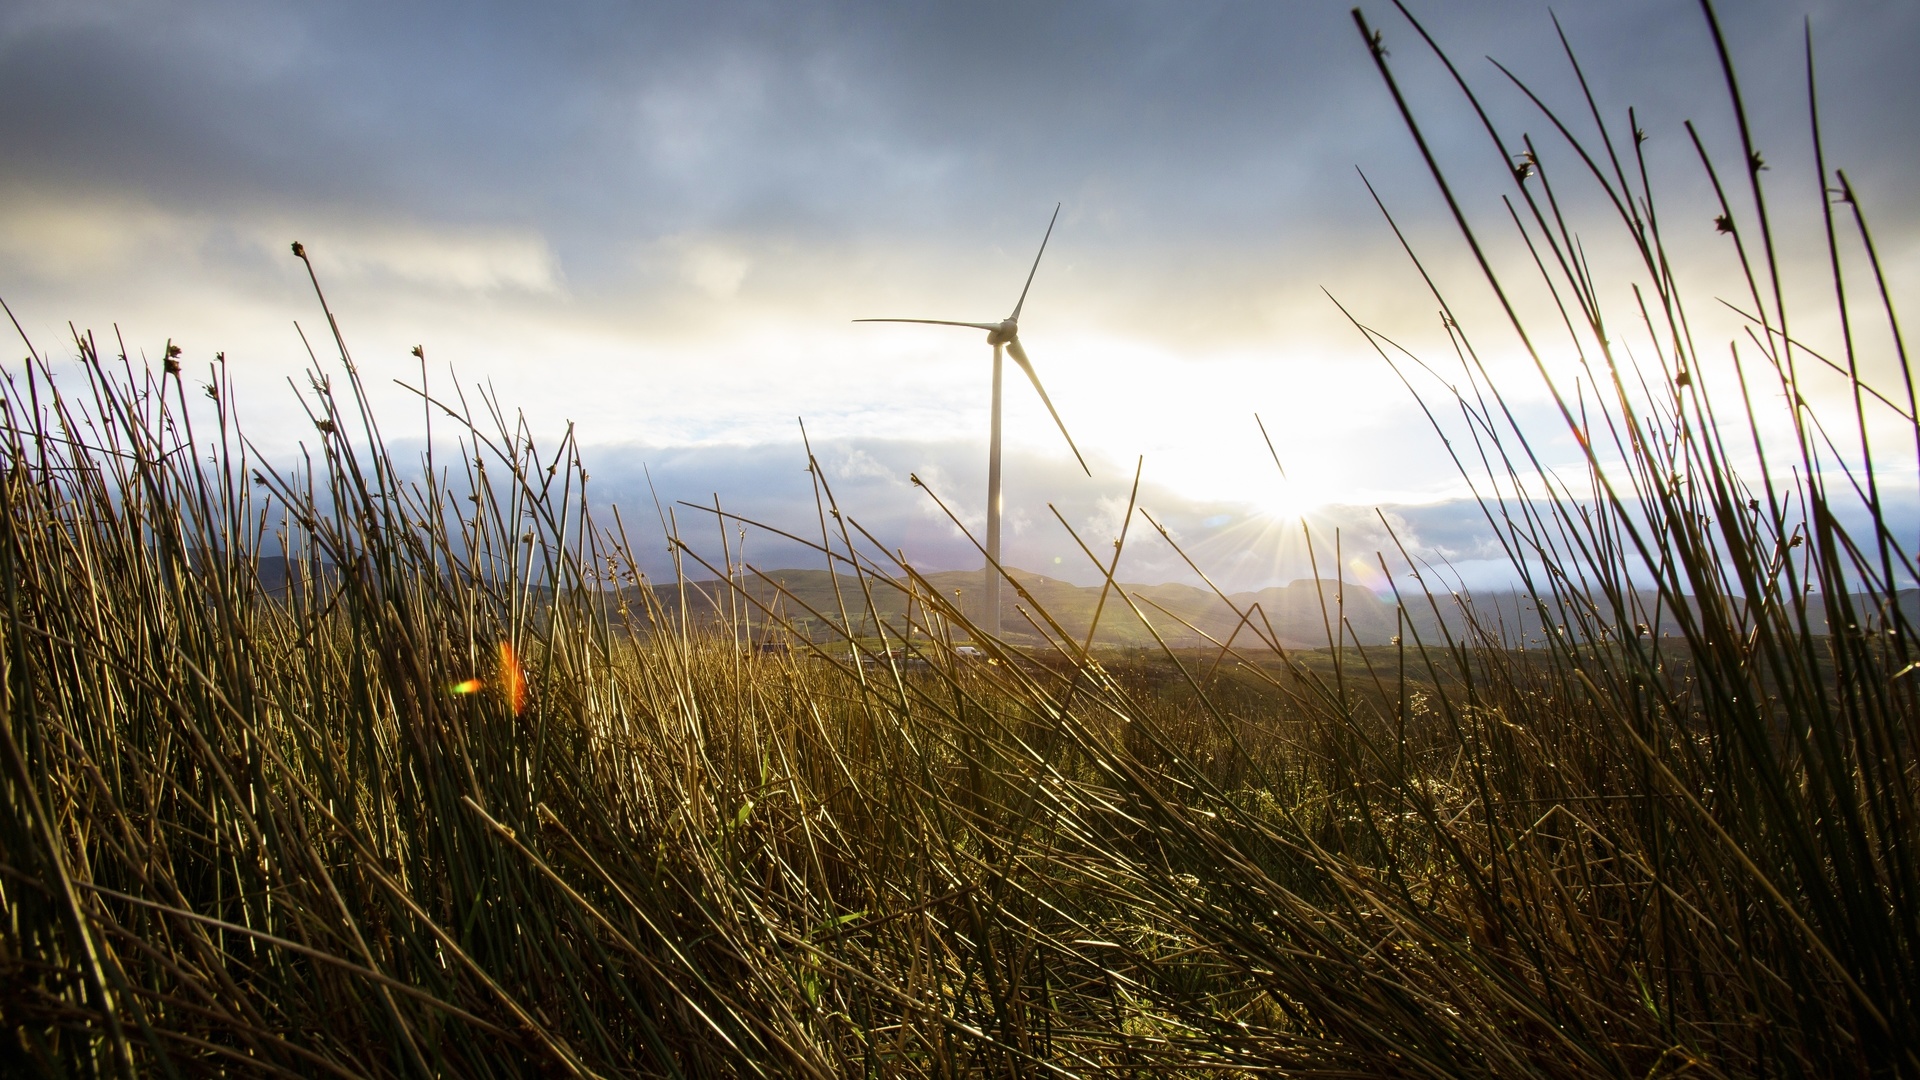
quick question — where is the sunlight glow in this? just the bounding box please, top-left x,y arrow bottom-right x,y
499,642 -> 527,716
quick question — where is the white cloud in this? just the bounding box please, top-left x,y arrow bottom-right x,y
1083,494 -> 1132,539
282,221 -> 562,294
679,243 -> 752,298
0,191 -> 192,280
0,188 -> 562,295
834,447 -> 895,481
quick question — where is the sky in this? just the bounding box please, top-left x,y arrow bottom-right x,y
2,0 -> 1917,590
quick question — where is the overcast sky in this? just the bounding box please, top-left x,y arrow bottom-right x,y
3,0 -> 1916,588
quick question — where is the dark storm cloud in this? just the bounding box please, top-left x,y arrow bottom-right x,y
7,0 -> 1914,283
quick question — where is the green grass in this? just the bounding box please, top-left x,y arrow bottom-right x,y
2,2 -> 1915,1076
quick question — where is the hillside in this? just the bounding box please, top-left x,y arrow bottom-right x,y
623,566 -> 1920,650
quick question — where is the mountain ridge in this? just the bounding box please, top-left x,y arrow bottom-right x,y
630,566 -> 1920,650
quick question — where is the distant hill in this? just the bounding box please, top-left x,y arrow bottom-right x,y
625,566 -> 1920,651
225,557 -> 1920,651
620,566 -> 1348,648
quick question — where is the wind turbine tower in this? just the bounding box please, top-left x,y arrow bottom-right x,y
858,205 -> 1089,636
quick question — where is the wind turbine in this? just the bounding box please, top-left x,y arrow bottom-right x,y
857,204 -> 1090,637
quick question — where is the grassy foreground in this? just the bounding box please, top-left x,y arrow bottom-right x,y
3,4 -> 1916,1076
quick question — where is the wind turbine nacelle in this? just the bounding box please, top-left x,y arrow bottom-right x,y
985,320 -> 1017,345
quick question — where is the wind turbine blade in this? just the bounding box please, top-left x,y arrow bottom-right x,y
1008,203 -> 1061,322
1006,337 -> 1090,477
854,318 -> 1001,330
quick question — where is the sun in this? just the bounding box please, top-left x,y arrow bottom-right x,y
1243,467 -> 1341,524
1145,450 -> 1333,525
1250,480 -> 1312,523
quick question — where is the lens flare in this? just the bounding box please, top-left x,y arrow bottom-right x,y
498,641 -> 526,715
449,643 -> 526,713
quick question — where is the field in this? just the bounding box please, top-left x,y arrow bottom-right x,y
3,5 -> 1916,1078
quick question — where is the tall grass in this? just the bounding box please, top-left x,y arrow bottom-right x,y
2,2 -> 1914,1075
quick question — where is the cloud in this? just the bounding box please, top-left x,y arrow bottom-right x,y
677,242 -> 752,299
0,188 -> 560,294
561,434 -> 1550,593
0,191 -> 193,281
292,222 -> 562,294
833,447 -> 897,482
